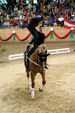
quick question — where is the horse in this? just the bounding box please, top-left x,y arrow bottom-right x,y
24,44 -> 50,99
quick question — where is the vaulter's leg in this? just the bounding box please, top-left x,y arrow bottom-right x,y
26,46 -> 37,71
24,51 -> 30,71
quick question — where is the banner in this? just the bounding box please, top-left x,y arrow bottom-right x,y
64,18 -> 75,29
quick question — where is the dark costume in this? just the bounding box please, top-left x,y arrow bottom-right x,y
25,16 -> 45,71
27,16 -> 45,55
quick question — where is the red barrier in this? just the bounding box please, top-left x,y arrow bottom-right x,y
0,34 -> 13,41
45,31 -> 51,39
74,30 -> 75,34
15,33 -> 31,41
0,28 -> 75,41
53,30 -> 71,39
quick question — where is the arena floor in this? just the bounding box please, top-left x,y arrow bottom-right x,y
0,41 -> 75,113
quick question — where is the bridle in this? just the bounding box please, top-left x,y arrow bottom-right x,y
26,50 -> 50,69
38,52 -> 48,62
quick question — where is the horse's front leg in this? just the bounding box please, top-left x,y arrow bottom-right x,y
26,69 -> 31,90
39,71 -> 46,91
31,73 -> 35,99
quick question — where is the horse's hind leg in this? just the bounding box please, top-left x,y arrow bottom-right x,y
26,69 -> 31,89
39,71 -> 46,91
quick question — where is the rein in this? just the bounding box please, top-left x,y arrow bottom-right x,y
26,56 -> 41,67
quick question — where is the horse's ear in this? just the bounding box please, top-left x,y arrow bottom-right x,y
46,53 -> 50,57
37,44 -> 47,53
43,46 -> 45,50
42,44 -> 47,50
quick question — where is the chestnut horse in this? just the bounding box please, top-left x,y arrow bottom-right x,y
24,44 -> 49,98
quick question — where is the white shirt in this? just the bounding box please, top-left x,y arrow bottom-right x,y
58,17 -> 64,22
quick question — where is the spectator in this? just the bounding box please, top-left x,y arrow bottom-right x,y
47,14 -> 53,26
25,8 -> 28,15
57,14 -> 64,27
55,5 -> 58,15
0,1 -> 74,29
58,8 -> 62,15
47,3 -> 51,12
18,12 -> 25,28
14,5 -> 18,15
10,18 -> 14,27
36,3 -> 40,13
13,19 -> 18,27
73,8 -> 75,16
0,7 -> 3,14
40,2 -> 44,14
27,14 -> 31,24
73,8 -> 75,22
28,3 -> 31,14
53,15 -> 58,26
8,6 -> 14,14
0,16 -> 4,28
63,10 -> 68,19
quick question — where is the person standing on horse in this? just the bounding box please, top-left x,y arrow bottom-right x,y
25,12 -> 48,71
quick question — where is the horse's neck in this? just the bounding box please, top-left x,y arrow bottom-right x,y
30,49 -> 38,61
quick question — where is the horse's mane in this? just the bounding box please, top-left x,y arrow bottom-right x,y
30,44 -> 46,61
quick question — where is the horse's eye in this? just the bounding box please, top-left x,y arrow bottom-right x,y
43,46 -> 45,49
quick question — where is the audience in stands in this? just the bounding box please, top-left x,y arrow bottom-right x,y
0,1 -> 75,29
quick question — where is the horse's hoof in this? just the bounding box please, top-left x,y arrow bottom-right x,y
29,93 -> 35,99
39,88 -> 43,92
31,96 -> 35,99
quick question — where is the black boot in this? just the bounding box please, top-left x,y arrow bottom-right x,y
25,52 -> 30,71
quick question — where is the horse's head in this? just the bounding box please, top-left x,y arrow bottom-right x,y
37,44 -> 50,63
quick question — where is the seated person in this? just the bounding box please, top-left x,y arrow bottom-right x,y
47,14 -> 53,26
73,8 -> 75,16
8,6 -> 14,15
57,14 -> 64,27
14,5 -> 18,15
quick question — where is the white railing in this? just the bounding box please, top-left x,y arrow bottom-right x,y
8,48 -> 70,60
